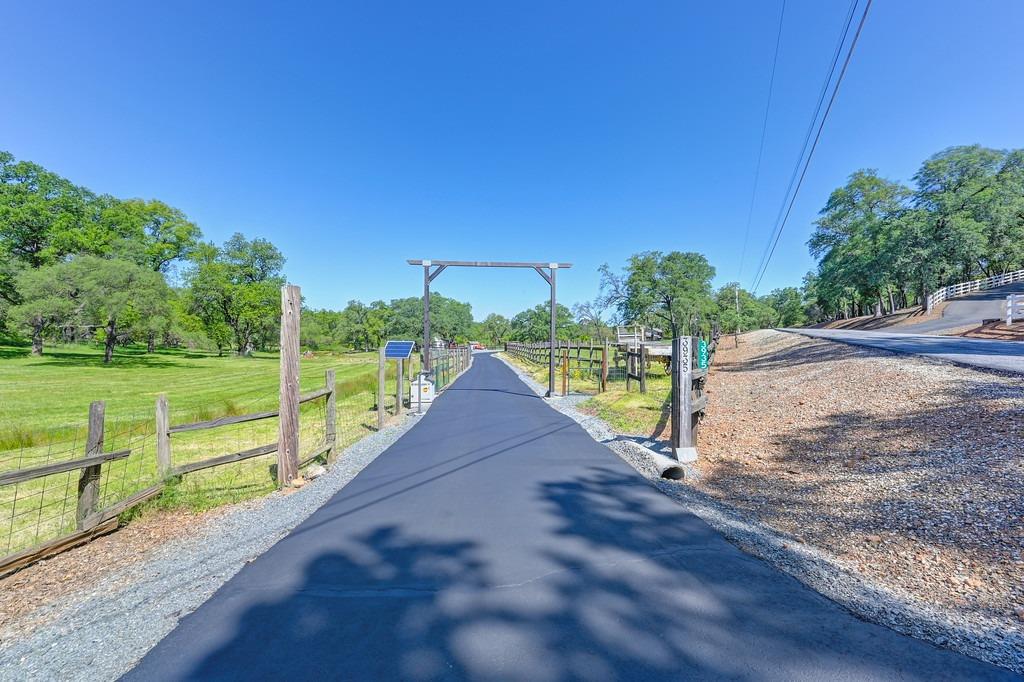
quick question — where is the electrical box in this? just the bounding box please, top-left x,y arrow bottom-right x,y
411,375 -> 436,406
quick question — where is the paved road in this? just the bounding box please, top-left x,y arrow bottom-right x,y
125,353 -> 1016,681
789,327 -> 1024,374
900,281 -> 1024,333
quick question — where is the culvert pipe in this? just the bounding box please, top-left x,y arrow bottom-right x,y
648,451 -> 686,480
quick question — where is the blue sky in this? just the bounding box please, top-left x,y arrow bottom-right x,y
2,1 -> 1022,318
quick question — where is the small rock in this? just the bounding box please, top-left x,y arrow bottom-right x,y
305,464 -> 327,480
1014,606 -> 1024,622
289,477 -> 306,488
865,534 -> 883,544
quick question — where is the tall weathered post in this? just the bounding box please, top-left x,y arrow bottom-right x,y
278,284 -> 301,486
601,341 -> 609,392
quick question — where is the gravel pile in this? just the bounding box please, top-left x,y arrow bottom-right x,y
497,349 -> 1024,675
0,414 -> 422,682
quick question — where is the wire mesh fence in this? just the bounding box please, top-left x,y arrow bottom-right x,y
427,346 -> 471,390
0,359 -> 385,571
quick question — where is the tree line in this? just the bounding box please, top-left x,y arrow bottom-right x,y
1,149 -> 839,362
0,150 -> 289,360
805,144 -> 1024,319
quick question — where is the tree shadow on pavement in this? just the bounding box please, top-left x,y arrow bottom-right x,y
173,466 -> 1012,681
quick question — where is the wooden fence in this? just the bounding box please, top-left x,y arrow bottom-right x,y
505,339 -> 680,395
0,371 -> 337,577
506,335 -> 716,458
505,340 -> 612,394
926,268 -> 1024,311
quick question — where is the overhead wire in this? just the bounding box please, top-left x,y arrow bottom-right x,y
749,0 -> 871,293
737,0 -> 787,284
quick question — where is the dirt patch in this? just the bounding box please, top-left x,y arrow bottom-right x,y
812,303 -> 948,330
696,329 -> 1024,634
951,320 -> 1024,341
0,508 -> 220,640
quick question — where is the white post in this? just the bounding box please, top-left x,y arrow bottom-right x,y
1008,295 -> 1013,326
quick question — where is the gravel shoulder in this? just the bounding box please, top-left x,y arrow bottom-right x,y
0,412 -> 423,681
497,344 -> 1024,675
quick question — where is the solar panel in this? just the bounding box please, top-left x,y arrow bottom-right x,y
384,340 -> 416,359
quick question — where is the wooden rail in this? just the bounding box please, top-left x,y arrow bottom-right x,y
171,443 -> 279,476
168,387 -> 334,434
0,449 -> 130,486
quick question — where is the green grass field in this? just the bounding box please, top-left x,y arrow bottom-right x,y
0,342 -> 412,557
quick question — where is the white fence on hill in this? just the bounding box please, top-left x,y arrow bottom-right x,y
926,269 -> 1024,311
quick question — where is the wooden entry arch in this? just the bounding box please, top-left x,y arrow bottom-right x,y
407,260 -> 572,398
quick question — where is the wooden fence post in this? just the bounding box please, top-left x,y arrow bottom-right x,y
601,342 -> 609,392
156,394 -> 171,478
639,344 -> 647,394
325,369 -> 337,462
76,401 -> 104,530
377,347 -> 386,430
396,359 -> 404,416
277,283 -> 301,486
562,347 -> 568,396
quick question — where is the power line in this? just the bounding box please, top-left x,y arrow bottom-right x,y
737,0 -> 787,284
750,0 -> 870,293
749,0 -> 859,292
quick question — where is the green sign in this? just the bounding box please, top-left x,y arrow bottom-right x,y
697,339 -> 709,369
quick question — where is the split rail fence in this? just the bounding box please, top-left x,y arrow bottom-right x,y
0,372 -> 338,577
0,284 -> 403,577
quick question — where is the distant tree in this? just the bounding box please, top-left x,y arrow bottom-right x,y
8,261 -> 84,355
75,257 -> 171,362
477,313 -> 512,346
184,234 -> 285,355
96,198 -> 201,272
572,300 -> 611,341
600,251 -> 716,337
765,287 -> 807,327
0,151 -> 93,268
714,283 -> 777,334
510,302 -> 576,341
